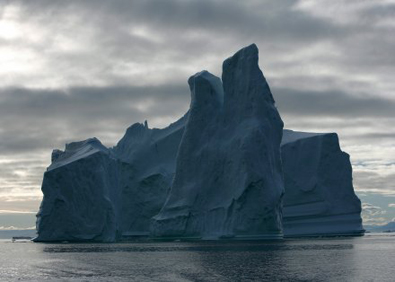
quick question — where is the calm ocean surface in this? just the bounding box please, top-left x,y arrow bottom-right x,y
0,234 -> 394,281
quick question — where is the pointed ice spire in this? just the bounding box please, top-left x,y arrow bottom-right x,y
152,44 -> 284,239
222,44 -> 276,121
188,71 -> 223,108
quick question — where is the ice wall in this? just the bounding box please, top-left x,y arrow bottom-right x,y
281,130 -> 364,237
114,116 -> 185,236
35,117 -> 186,242
151,44 -> 285,239
34,138 -> 120,242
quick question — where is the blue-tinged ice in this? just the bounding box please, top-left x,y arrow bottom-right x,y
35,44 -> 364,242
151,44 -> 285,239
281,130 -> 364,237
35,117 -> 186,242
35,138 -> 120,242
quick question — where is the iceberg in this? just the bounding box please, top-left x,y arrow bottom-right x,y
35,44 -> 364,242
151,44 -> 285,239
281,130 -> 364,237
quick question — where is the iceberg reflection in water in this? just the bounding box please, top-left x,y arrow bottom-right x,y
1,234 -> 395,281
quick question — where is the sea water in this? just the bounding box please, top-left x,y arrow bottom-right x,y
0,234 -> 394,281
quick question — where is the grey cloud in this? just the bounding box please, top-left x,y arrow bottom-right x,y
3,0 -> 394,97
0,85 -> 189,154
361,202 -> 389,225
0,200 -> 40,213
348,132 -> 395,141
0,85 -> 188,114
358,3 -> 395,24
354,170 -> 395,196
6,0 -> 353,76
17,0 -> 343,40
362,203 -> 386,216
0,160 -> 46,186
274,87 -> 395,118
3,0 -> 394,72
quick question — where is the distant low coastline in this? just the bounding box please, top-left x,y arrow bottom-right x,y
0,229 -> 36,240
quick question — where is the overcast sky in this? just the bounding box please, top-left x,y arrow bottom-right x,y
0,0 -> 394,229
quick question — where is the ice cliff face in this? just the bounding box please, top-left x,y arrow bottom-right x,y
35,117 -> 186,242
35,138 -> 120,242
281,130 -> 364,237
114,117 -> 185,236
35,44 -> 364,242
151,44 -> 285,239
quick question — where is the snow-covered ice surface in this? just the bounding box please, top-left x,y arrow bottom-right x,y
35,44 -> 364,242
151,44 -> 284,240
281,130 -> 364,237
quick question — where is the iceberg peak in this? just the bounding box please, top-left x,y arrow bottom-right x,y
188,70 -> 223,117
151,44 -> 284,239
222,43 -> 276,123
